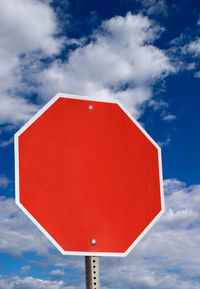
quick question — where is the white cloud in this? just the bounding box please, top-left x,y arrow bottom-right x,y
0,175 -> 10,188
0,136 -> 13,148
182,37 -> 200,78
20,265 -> 31,275
157,135 -> 171,147
0,275 -> 77,289
164,178 -> 186,194
0,0 -> 62,56
194,70 -> 200,78
49,269 -> 66,279
139,0 -> 168,17
161,207 -> 198,229
184,38 -> 200,57
0,95 -> 39,126
36,12 -> 174,118
0,0 -> 64,126
177,27 -> 200,77
163,114 -> 176,121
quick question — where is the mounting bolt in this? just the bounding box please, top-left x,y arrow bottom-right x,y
88,105 -> 93,110
91,239 -> 96,246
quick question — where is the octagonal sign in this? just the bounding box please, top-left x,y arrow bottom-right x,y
15,93 -> 164,257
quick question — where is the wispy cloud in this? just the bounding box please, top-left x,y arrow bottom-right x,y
139,0 -> 168,17
0,137 -> 13,148
0,175 -> 10,188
49,269 -> 66,280
163,114 -> 176,121
20,265 -> 31,275
169,21 -> 200,78
184,38 -> 200,57
183,38 -> 200,78
158,135 -> 171,146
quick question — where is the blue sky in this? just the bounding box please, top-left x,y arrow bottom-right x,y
0,0 -> 200,288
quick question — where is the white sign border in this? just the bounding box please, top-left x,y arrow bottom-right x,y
15,92 -> 165,257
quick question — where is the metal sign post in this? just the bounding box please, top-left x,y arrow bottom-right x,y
85,256 -> 100,289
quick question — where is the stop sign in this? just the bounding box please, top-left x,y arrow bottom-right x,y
15,93 -> 164,257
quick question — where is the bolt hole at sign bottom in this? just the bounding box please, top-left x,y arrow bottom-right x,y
91,239 -> 96,246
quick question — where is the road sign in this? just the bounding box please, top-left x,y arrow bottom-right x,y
15,93 -> 164,257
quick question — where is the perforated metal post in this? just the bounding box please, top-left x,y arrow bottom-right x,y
85,256 -> 100,289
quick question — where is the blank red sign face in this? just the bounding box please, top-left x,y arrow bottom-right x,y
15,94 -> 164,257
